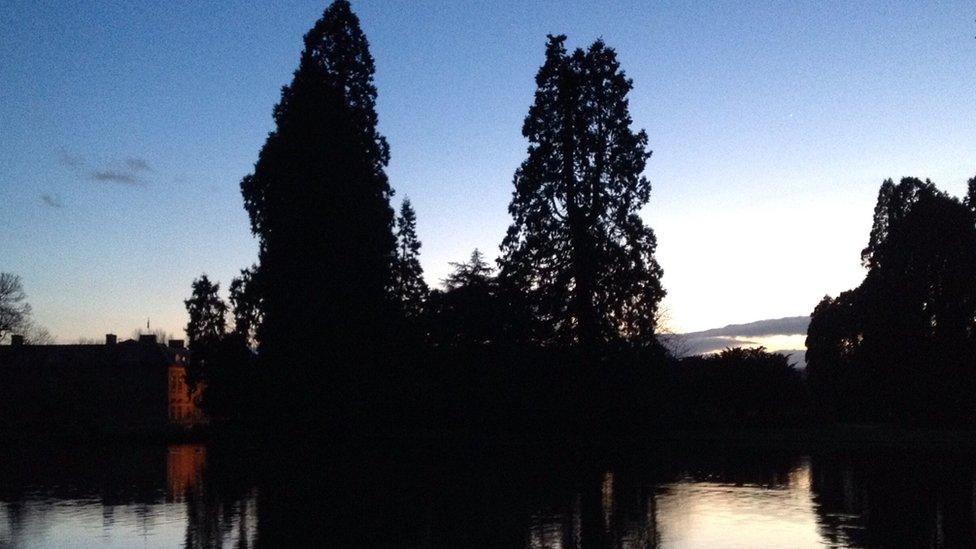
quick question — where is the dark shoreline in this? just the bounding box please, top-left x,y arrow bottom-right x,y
8,423 -> 976,450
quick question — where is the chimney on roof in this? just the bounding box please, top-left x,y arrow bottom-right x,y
106,334 -> 117,346
139,334 -> 157,345
168,339 -> 185,350
10,335 -> 24,347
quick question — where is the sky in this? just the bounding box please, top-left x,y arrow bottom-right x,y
1,1 -> 974,344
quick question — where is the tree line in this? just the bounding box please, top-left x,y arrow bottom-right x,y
807,176 -> 976,426
180,1 -> 976,433
179,0 -> 671,431
174,1 -> 672,433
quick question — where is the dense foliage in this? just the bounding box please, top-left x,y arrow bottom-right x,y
238,0 -> 398,425
499,35 -> 665,352
392,199 -> 428,320
171,2 -> 976,434
184,274 -> 257,421
807,177 -> 976,425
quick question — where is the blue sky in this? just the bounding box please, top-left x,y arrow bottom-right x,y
1,1 -> 974,343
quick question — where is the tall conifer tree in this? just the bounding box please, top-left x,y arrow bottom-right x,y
239,0 -> 396,420
228,265 -> 263,348
500,35 -> 664,351
446,249 -> 494,291
966,175 -> 976,213
392,199 -> 428,319
184,274 -> 228,349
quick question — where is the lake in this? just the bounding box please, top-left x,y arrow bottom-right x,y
1,439 -> 973,547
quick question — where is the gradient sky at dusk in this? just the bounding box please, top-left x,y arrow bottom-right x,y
2,1 -> 974,343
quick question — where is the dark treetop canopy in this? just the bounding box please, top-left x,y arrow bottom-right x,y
239,0 -> 398,421
500,35 -> 665,351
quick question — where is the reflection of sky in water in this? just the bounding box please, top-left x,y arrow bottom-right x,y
655,462 -> 824,548
0,500 -> 187,548
0,497 -> 258,548
5,459 -> 837,548
0,444 -> 256,549
525,459 -> 855,548
6,446 -> 971,548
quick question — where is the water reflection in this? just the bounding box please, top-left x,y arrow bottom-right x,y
167,444 -> 206,503
811,450 -> 976,548
1,442 -> 976,547
0,442 -> 256,548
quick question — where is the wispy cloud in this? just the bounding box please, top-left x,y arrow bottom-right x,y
684,316 -> 809,338
58,152 -> 152,187
681,335 -> 758,355
90,170 -> 143,186
40,194 -> 63,208
125,157 -> 152,172
58,153 -> 85,169
675,316 -> 811,364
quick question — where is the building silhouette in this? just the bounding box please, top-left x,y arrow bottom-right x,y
0,334 -> 204,433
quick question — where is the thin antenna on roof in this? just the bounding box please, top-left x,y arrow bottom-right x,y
147,317 -> 150,331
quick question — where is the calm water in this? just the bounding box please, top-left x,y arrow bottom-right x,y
1,440 -> 974,547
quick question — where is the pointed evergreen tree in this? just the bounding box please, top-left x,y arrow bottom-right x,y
428,249 -> 507,346
392,199 -> 428,318
966,175 -> 976,213
184,274 -> 227,349
184,275 -> 257,420
445,249 -> 493,290
183,274 -> 228,403
228,265 -> 263,347
239,0 -> 397,421
500,35 -> 664,351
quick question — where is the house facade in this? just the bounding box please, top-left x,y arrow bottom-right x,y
0,334 -> 205,432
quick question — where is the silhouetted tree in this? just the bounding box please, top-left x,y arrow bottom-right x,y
861,177 -> 937,268
184,275 -> 227,349
808,176 -> 976,424
228,265 -> 262,348
805,290 -> 863,420
0,273 -> 31,343
192,332 -> 257,421
0,274 -> 53,344
675,347 -> 807,426
500,35 -> 664,352
184,275 -> 258,420
966,174 -> 976,213
445,249 -> 493,290
862,188 -> 976,422
427,250 -> 506,347
19,319 -> 53,345
239,0 -> 397,424
184,275 -> 227,401
392,199 -> 428,319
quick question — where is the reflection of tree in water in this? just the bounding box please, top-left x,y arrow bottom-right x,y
6,442 -> 976,547
181,444 -> 258,549
86,446 -> 976,548
246,445 -> 826,548
558,469 -> 660,549
810,451 -> 976,548
183,487 -> 257,549
0,442 -> 260,549
0,501 -> 25,547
